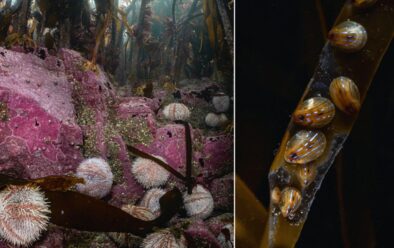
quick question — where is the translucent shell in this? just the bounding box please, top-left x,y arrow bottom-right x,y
293,97 -> 335,128
284,130 -> 327,164
328,21 -> 367,52
353,0 -> 377,8
296,164 -> 317,187
329,77 -> 361,115
279,187 -> 302,218
271,187 -> 281,205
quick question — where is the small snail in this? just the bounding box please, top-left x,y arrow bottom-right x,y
329,76 -> 361,115
285,130 -> 326,164
297,164 -> 317,188
352,0 -> 377,8
328,21 -> 367,52
279,187 -> 302,218
293,97 -> 335,128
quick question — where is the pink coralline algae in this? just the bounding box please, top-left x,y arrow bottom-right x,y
0,47 -> 233,247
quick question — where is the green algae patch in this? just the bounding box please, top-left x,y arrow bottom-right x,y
82,128 -> 99,157
115,117 -> 153,147
0,101 -> 8,122
76,106 -> 96,126
74,104 -> 99,157
104,124 -> 124,183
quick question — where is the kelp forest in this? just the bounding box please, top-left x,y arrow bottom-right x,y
1,0 -> 233,92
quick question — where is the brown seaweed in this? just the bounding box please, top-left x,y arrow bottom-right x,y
0,174 -> 83,191
176,120 -> 195,194
45,188 -> 182,236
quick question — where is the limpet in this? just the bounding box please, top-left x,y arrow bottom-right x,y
328,21 -> 367,52
296,164 -> 317,188
329,76 -> 361,115
279,187 -> 302,218
293,97 -> 335,128
284,130 -> 326,164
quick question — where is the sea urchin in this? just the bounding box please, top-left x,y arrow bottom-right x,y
0,185 -> 50,246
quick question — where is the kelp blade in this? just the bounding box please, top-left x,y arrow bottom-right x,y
236,175 -> 267,248
45,188 -> 182,236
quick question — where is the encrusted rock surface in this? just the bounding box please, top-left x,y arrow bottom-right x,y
0,47 -> 233,247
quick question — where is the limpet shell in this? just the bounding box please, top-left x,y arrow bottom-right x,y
279,187 -> 302,218
328,21 -> 367,52
296,164 -> 317,188
353,0 -> 377,8
329,76 -> 361,115
293,97 -> 335,128
284,130 -> 326,164
271,187 -> 281,205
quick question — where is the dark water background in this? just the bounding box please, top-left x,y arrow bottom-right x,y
236,1 -> 394,247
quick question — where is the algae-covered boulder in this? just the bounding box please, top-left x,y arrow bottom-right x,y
0,46 -> 233,247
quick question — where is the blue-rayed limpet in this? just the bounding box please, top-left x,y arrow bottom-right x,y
293,97 -> 335,128
329,76 -> 361,115
280,187 -> 302,218
284,130 -> 326,164
328,21 -> 367,52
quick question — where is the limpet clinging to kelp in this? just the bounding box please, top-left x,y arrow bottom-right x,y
329,76 -> 361,115
271,187 -> 281,205
328,21 -> 367,52
284,130 -> 327,164
293,97 -> 335,128
296,164 -> 318,188
279,187 -> 302,218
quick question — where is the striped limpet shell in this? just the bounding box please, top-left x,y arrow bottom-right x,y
279,187 -> 302,218
329,76 -> 361,115
284,130 -> 326,164
328,21 -> 367,52
296,164 -> 317,188
293,97 -> 335,128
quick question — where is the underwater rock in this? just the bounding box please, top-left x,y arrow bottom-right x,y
200,135 -> 233,180
0,47 -> 83,179
184,220 -> 222,248
206,213 -> 234,237
209,173 -> 234,211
